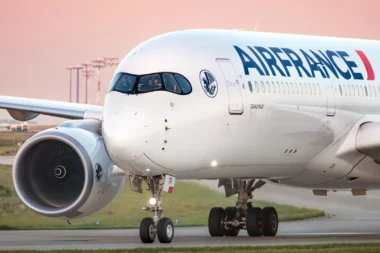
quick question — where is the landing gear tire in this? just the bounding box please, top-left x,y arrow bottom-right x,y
224,206 -> 240,237
246,207 -> 264,237
262,207 -> 278,236
157,217 -> 174,243
139,217 -> 156,243
208,207 -> 226,236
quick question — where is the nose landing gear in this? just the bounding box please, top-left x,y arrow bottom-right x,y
130,175 -> 175,243
208,179 -> 278,237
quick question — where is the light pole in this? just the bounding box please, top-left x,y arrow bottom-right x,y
104,57 -> 119,82
81,63 -> 92,105
92,58 -> 106,105
82,69 -> 95,104
72,66 -> 83,103
66,67 -> 73,102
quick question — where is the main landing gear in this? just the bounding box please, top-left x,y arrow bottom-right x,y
208,179 -> 278,237
129,175 -> 175,244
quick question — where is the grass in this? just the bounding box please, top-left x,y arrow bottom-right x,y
2,244 -> 380,253
0,132 -> 31,155
0,164 -> 325,230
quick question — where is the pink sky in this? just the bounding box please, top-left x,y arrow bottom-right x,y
0,0 -> 379,121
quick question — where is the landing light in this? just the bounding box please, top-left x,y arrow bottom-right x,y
149,197 -> 157,206
211,161 -> 218,167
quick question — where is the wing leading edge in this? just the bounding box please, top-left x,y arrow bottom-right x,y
0,96 -> 103,121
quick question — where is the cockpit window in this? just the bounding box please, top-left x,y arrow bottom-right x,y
174,74 -> 191,94
110,72 -> 192,95
138,74 -> 162,92
163,73 -> 181,94
114,74 -> 136,93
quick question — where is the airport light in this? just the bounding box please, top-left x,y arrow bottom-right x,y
81,63 -> 93,104
92,58 -> 106,106
82,69 -> 95,104
72,66 -> 84,103
66,67 -> 73,102
104,57 -> 119,82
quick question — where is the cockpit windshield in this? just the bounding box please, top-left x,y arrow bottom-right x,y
114,74 -> 136,93
109,72 -> 192,95
138,74 -> 162,92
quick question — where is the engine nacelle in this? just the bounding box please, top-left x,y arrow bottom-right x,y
12,119 -> 126,220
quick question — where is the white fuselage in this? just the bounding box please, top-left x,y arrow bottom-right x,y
102,30 -> 380,191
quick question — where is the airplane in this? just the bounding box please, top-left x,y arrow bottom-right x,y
0,123 -> 10,131
1,29 -> 380,244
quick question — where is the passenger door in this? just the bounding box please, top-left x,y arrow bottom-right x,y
216,59 -> 244,114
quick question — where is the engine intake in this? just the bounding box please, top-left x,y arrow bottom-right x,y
13,120 -> 126,219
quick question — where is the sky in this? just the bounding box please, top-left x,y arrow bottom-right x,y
0,0 -> 380,123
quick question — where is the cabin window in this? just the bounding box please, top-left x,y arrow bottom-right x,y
261,81 -> 265,93
312,83 -> 316,95
364,86 -> 368,96
355,85 -> 359,96
293,82 -> 298,94
339,85 -> 342,95
248,81 -> 253,92
270,82 -> 275,94
266,82 -> 271,93
372,86 -> 377,97
275,82 -> 280,93
298,83 -> 303,94
255,81 -> 259,92
289,82 -> 294,94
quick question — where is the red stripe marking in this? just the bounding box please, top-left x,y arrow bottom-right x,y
356,50 -> 375,80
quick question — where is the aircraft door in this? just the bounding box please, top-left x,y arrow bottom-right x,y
326,82 -> 336,116
216,59 -> 243,114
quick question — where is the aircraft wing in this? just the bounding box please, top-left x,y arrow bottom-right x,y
356,122 -> 380,162
0,96 -> 103,121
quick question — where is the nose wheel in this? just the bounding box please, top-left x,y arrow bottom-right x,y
133,175 -> 176,244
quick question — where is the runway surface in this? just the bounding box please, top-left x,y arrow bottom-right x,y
0,156 -> 13,165
1,216 -> 380,250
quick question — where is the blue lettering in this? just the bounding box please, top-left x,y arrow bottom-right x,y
248,46 -> 270,75
336,51 -> 364,80
326,50 -> 351,80
281,48 -> 311,78
309,50 -> 339,79
269,47 -> 292,77
233,46 -> 265,75
300,50 -> 327,78
254,46 -> 286,77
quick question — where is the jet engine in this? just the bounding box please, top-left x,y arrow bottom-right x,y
12,119 -> 126,220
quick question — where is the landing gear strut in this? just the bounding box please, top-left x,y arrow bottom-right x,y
130,175 -> 175,243
208,179 -> 278,237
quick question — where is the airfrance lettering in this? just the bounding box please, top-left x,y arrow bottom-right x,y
234,46 -> 375,81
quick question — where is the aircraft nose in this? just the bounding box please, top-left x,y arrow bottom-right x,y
102,93 -> 168,167
103,109 -> 148,162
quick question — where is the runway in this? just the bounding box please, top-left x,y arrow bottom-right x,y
0,156 -> 13,165
1,216 -> 380,250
